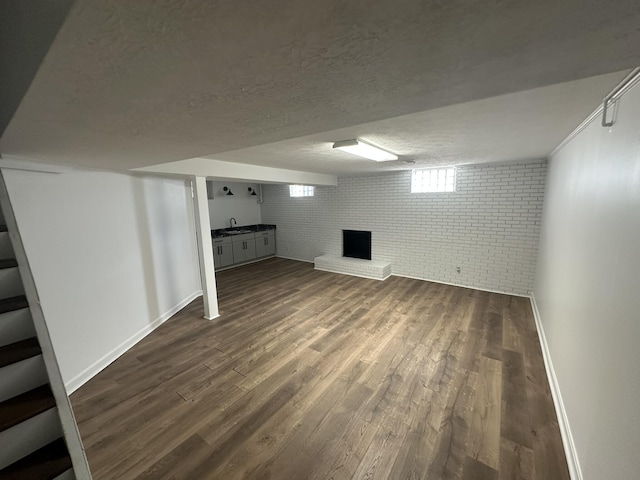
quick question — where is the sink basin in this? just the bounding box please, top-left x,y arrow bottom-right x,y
227,230 -> 253,235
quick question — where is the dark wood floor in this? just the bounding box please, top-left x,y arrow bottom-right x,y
71,258 -> 569,480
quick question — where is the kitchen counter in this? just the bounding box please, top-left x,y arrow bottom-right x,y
211,224 -> 276,239
211,225 -> 277,269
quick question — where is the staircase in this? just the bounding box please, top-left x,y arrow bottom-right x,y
0,174 -> 91,479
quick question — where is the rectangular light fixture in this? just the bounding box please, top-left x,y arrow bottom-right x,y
332,139 -> 398,162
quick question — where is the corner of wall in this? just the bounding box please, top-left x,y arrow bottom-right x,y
65,289 -> 203,394
529,293 -> 583,480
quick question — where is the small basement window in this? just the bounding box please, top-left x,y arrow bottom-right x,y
411,167 -> 456,193
289,185 -> 315,197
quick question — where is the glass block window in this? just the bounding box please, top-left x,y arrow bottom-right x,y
289,185 -> 315,197
411,167 -> 456,193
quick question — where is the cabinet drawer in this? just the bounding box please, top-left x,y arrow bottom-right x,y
229,232 -> 255,242
256,230 -> 275,238
212,236 -> 232,245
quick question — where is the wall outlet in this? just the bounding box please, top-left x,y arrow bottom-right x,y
456,266 -> 461,273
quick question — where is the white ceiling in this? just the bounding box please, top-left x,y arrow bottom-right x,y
1,1 -> 640,176
196,72 -> 627,175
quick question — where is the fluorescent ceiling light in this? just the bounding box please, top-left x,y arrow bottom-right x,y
332,139 -> 398,162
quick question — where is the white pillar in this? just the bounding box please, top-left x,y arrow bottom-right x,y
192,176 -> 219,320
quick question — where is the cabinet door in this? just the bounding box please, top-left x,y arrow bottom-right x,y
219,244 -> 234,267
232,241 -> 245,264
213,238 -> 232,268
244,238 -> 257,261
212,240 -> 222,268
255,236 -> 266,258
213,246 -> 222,268
256,235 -> 275,257
264,235 -> 276,256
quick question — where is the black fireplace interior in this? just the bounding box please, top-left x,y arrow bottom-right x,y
343,230 -> 372,260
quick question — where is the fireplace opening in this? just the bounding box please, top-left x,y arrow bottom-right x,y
343,230 -> 372,260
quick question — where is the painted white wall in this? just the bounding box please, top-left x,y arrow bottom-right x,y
261,160 -> 546,295
208,181 -> 262,229
2,167 -> 202,392
534,81 -> 640,479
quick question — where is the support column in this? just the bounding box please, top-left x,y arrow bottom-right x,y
192,176 -> 219,320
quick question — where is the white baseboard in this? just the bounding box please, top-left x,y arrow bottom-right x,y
275,255 -> 313,263
391,273 -> 530,298
276,256 -> 530,296
529,293 -> 583,480
65,290 -> 203,394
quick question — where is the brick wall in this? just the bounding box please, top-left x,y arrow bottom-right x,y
261,159 -> 547,295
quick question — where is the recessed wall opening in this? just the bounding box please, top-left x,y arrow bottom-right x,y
343,229 -> 372,260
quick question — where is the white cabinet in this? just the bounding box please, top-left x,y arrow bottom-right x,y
212,227 -> 276,270
231,233 -> 256,264
255,230 -> 276,257
212,237 -> 234,268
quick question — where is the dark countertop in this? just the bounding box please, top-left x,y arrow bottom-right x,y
211,224 -> 276,238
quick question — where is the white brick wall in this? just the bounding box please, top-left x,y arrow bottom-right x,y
261,159 -> 547,295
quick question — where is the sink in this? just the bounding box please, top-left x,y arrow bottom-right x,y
227,229 -> 253,235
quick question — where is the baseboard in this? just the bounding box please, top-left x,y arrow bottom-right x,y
276,256 -> 530,296
529,293 -> 583,480
391,273 -> 530,298
65,290 -> 203,394
275,255 -> 313,263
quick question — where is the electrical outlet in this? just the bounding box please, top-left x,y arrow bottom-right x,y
456,266 -> 461,273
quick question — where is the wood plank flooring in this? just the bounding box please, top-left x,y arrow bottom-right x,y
70,258 -> 570,480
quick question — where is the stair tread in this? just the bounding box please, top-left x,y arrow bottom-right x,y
0,295 -> 29,315
0,258 -> 18,269
0,384 -> 56,433
0,438 -> 72,480
0,337 -> 41,368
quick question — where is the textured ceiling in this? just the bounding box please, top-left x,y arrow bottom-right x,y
1,0 -> 640,173
197,71 -> 627,175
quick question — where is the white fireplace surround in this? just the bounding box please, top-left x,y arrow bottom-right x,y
313,254 -> 391,281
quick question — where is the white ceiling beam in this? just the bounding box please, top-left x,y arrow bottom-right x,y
135,158 -> 338,186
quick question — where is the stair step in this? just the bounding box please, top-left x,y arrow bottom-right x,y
0,225 -> 7,233
0,385 -> 55,433
0,438 -> 72,480
0,258 -> 18,269
0,295 -> 29,315
0,338 -> 41,369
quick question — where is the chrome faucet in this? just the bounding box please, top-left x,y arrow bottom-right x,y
230,217 -> 237,228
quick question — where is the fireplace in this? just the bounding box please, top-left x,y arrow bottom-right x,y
343,230 -> 372,260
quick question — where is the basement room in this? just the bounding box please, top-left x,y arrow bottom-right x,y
0,1 -> 638,479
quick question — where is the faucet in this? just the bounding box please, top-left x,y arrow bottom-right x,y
230,217 -> 237,228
